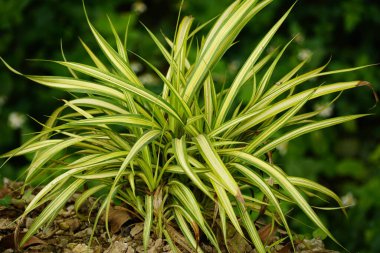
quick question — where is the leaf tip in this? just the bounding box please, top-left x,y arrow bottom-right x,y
356,80 -> 379,109
356,80 -> 371,87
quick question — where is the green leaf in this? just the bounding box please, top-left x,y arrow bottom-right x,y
174,207 -> 204,252
232,163 -> 293,246
236,201 -> 265,253
52,61 -> 183,124
194,134 -> 242,200
74,184 -> 108,216
215,4 -> 293,127
24,136 -> 88,183
230,81 -> 363,138
244,88 -> 315,153
79,38 -> 109,72
83,6 -> 142,86
143,195 -> 153,252
21,179 -> 85,246
226,151 -> 340,246
111,130 -> 161,194
68,114 -> 160,129
172,138 -> 213,199
210,178 -> 244,237
254,114 -> 367,156
183,0 -> 272,104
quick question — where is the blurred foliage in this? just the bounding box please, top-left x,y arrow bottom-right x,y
0,0 -> 379,252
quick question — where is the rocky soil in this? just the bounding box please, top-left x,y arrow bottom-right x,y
0,179 -> 339,253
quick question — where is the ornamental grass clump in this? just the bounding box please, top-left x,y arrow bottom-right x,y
1,0 -> 373,252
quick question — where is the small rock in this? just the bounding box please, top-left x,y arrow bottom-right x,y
136,245 -> 145,253
162,245 -> 171,251
58,218 -> 81,232
130,223 -> 144,237
25,217 -> 34,228
296,238 -> 339,253
66,243 -> 77,249
74,227 -> 93,238
0,218 -> 16,230
127,246 -> 135,253
104,241 -> 128,253
227,230 -> 250,252
72,243 -> 93,253
63,205 -> 75,217
93,245 -> 103,253
125,235 -> 133,242
58,238 -> 69,247
148,238 -> 162,253
59,204 -> 75,217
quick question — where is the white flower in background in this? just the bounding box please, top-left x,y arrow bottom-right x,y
130,62 -> 143,73
276,142 -> 288,156
341,192 -> 357,207
314,103 -> 334,118
297,48 -> 312,61
8,112 -> 27,129
139,73 -> 158,86
132,1 -> 147,14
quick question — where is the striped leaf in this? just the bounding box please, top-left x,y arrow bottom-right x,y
172,138 -> 213,199
68,114 -> 160,129
215,4 -> 293,127
254,114 -> 367,156
183,0 -> 272,103
143,195 -> 153,252
226,151 -> 340,246
194,134 -> 242,200
20,179 -> 85,246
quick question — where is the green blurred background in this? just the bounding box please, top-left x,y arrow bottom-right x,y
0,0 -> 379,251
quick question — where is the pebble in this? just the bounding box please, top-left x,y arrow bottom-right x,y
72,243 -> 94,253
127,246 -> 135,253
130,223 -> 144,237
25,217 -> 34,228
148,238 -> 162,253
74,227 -> 93,238
0,218 -> 16,230
104,241 -> 129,253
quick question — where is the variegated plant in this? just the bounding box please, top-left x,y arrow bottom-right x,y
1,0 -> 371,252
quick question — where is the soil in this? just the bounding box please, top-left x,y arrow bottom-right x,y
0,179 -> 339,253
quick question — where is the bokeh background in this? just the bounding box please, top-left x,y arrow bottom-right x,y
0,0 -> 379,251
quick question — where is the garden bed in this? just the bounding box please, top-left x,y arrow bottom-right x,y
0,179 -> 338,253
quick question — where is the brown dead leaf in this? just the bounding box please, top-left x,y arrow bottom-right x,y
258,224 -> 277,243
106,206 -> 132,233
276,242 -> 292,253
153,186 -> 163,216
356,80 -> 379,108
58,218 -> 81,232
0,232 -> 46,251
166,225 -> 194,253
190,221 -> 200,242
22,235 -> 47,248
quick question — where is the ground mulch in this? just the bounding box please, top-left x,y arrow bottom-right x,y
0,179 -> 339,253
